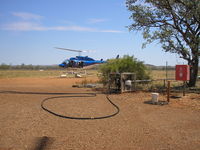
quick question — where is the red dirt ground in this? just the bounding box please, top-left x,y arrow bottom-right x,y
0,77 -> 200,150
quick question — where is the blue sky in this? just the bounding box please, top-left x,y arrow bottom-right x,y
0,0 -> 186,66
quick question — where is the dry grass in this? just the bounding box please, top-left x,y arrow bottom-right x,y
150,70 -> 175,80
0,69 -> 98,78
0,70 -> 62,78
0,69 -> 199,88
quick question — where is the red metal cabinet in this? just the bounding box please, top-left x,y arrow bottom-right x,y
175,65 -> 190,81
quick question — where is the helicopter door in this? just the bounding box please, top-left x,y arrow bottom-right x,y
78,61 -> 84,68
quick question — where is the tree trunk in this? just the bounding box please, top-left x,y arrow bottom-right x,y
188,57 -> 199,87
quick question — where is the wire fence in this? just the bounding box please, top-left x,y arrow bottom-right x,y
134,70 -> 200,93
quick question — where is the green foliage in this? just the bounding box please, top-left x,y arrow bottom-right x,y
99,55 -> 150,83
0,63 -> 11,70
126,0 -> 200,57
126,0 -> 200,86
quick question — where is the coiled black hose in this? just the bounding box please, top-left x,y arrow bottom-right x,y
0,91 -> 120,120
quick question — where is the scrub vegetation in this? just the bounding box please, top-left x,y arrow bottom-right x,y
99,55 -> 151,84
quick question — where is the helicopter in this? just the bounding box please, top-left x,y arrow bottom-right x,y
55,47 -> 106,68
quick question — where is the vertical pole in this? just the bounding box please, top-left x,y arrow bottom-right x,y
120,73 -> 123,93
164,79 -> 166,88
167,81 -> 170,102
183,81 -> 186,96
134,73 -> 136,91
166,61 -> 168,80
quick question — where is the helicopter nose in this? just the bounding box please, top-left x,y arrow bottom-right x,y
59,63 -> 65,67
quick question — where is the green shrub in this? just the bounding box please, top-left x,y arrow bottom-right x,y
0,63 -> 11,70
99,55 -> 151,84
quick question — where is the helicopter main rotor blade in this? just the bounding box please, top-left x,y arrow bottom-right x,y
55,47 -> 83,53
54,47 -> 95,53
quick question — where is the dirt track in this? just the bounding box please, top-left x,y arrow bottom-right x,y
0,77 -> 200,150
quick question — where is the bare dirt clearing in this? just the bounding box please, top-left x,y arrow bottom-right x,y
0,77 -> 200,150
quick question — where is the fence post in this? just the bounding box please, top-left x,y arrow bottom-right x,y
167,81 -> 170,102
183,81 -> 186,96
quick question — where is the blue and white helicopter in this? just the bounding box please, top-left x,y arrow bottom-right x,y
55,47 -> 106,68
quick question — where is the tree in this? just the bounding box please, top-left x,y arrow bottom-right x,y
0,63 -> 11,70
99,55 -> 150,84
126,0 -> 200,87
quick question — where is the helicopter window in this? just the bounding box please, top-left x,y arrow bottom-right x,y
63,60 -> 69,64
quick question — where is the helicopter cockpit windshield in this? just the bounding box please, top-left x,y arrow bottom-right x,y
64,59 -> 76,67
63,59 -> 69,64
